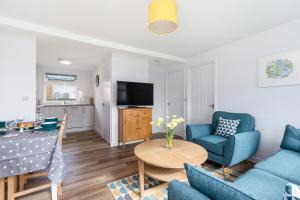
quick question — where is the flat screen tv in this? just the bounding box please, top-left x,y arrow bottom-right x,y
117,81 -> 153,106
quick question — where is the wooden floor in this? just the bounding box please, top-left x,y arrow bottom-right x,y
18,131 -> 253,200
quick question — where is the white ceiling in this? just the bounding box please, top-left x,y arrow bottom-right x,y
37,35 -> 110,71
0,0 -> 300,58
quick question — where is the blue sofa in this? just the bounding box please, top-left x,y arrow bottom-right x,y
186,111 -> 261,167
168,125 -> 300,200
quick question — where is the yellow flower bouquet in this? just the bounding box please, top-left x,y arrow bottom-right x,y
151,115 -> 184,149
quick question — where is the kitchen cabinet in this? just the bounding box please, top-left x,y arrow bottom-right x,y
40,107 -> 50,119
37,104 -> 95,132
66,106 -> 83,129
118,108 -> 152,149
83,106 -> 95,127
49,106 -> 65,120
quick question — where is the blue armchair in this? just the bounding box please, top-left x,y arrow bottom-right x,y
186,111 -> 260,168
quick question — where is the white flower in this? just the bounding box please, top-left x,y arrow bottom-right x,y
157,117 -> 164,123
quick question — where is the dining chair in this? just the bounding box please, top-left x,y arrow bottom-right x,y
10,114 -> 67,200
0,178 -> 4,200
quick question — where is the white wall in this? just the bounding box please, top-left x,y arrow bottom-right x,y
0,30 -> 36,121
37,66 -> 94,104
93,54 -> 112,143
111,52 -> 150,146
189,19 -> 300,161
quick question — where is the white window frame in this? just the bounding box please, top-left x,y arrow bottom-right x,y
43,73 -> 78,104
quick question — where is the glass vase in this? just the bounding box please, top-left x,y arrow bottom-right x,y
166,134 -> 174,149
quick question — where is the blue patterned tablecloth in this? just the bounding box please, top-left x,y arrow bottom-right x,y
0,130 -> 66,184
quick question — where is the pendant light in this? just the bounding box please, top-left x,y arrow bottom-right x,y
148,0 -> 177,34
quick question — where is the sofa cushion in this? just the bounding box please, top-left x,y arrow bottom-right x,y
185,163 -> 255,200
212,111 -> 255,134
280,125 -> 300,153
194,135 -> 227,156
255,150 -> 300,185
168,180 -> 212,200
215,117 -> 240,137
234,169 -> 288,200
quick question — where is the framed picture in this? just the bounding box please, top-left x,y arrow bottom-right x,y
258,49 -> 300,87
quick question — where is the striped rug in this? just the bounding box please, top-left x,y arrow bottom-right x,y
107,161 -> 249,200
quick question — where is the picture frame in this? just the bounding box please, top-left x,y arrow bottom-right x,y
258,49 -> 300,87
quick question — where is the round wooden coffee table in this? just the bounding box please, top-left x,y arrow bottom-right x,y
134,139 -> 208,198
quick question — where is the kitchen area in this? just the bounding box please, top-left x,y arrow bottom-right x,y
35,65 -> 96,134
34,36 -> 105,135
37,104 -> 95,133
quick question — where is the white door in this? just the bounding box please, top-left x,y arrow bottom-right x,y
102,82 -> 111,143
167,67 -> 185,136
66,106 -> 83,128
83,106 -> 95,127
189,62 -> 215,124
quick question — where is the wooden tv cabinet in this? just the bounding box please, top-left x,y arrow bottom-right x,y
118,107 -> 152,150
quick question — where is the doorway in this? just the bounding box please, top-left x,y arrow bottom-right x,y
166,66 -> 185,136
188,62 -> 215,124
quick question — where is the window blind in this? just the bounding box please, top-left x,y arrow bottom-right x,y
45,73 -> 77,81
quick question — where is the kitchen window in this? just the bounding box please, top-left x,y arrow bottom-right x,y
45,73 -> 77,102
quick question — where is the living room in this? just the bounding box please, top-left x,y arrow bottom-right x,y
0,0 -> 300,200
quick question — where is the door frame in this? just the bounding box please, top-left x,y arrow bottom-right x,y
186,59 -> 218,124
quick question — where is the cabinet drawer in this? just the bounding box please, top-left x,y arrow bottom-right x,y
139,110 -> 151,117
124,111 -> 138,118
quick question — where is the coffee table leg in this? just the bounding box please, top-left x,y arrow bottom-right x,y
138,159 -> 145,198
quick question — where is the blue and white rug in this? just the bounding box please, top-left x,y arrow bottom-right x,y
107,163 -> 243,200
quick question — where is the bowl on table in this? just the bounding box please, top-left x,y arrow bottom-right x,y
0,121 -> 5,128
44,117 -> 59,122
39,122 -> 58,131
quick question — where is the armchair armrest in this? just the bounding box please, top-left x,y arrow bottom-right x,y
168,180 -> 212,200
224,131 -> 261,167
186,124 -> 213,142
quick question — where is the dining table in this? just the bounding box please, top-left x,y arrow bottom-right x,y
0,129 -> 66,200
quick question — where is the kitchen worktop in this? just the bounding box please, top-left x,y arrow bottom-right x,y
36,104 -> 94,109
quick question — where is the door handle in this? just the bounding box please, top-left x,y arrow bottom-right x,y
209,104 -> 215,109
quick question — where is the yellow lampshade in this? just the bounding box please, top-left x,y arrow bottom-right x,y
148,0 -> 177,34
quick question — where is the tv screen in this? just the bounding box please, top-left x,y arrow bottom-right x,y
117,81 -> 153,106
